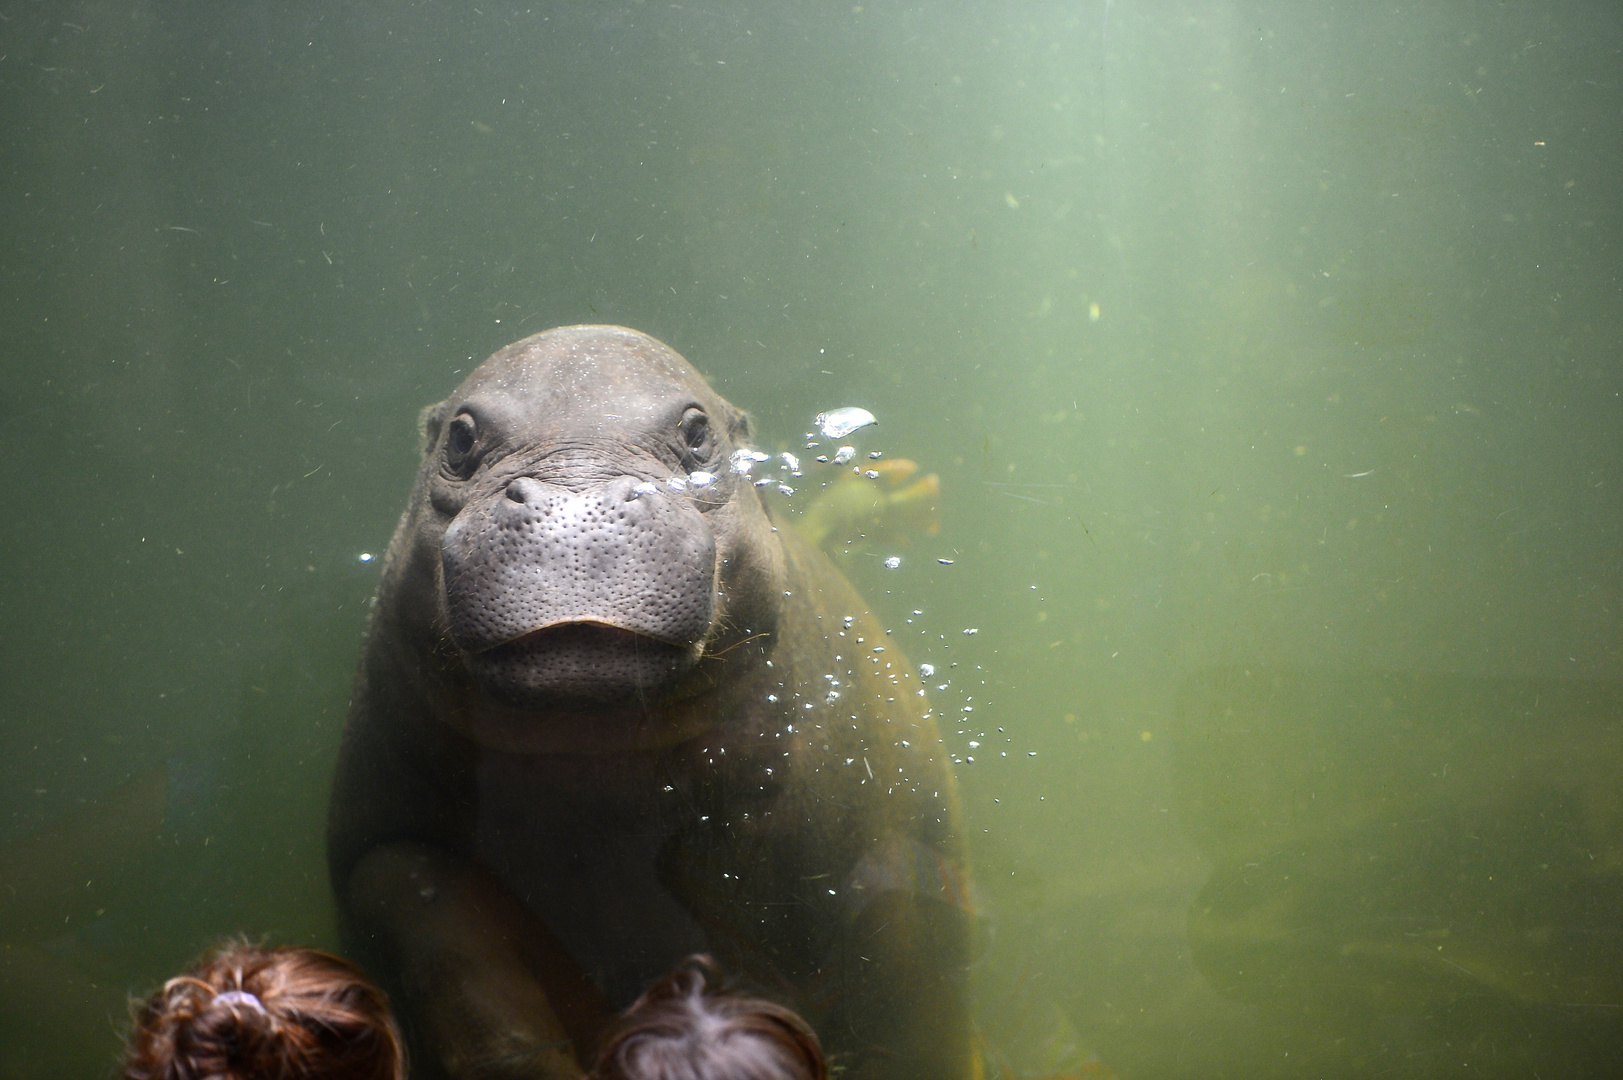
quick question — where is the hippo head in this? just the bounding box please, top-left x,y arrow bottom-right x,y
413,326 -> 785,713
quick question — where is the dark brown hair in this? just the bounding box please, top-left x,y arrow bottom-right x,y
123,941 -> 405,1080
588,957 -> 826,1080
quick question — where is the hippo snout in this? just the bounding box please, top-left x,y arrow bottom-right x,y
442,474 -> 717,704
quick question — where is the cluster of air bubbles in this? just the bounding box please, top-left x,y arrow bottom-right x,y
630,470 -> 719,499
756,405 -> 906,514
751,452 -> 800,497
731,448 -> 772,475
907,616 -> 1041,771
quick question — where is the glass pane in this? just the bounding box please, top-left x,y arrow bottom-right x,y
3,3 -> 1617,1077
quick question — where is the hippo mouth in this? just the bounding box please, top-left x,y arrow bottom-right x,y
467,621 -> 701,707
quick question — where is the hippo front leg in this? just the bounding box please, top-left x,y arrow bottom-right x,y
345,842 -> 613,1080
823,889 -> 975,1080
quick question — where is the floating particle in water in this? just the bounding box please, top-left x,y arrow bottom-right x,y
938,558 -> 955,565
962,628 -> 978,636
919,663 -> 935,677
1088,301 -> 1101,323
883,556 -> 902,569
815,406 -> 877,440
833,445 -> 856,465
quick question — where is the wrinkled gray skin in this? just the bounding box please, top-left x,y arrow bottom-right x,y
328,326 -> 971,1080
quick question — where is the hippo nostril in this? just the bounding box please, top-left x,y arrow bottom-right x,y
505,480 -> 534,503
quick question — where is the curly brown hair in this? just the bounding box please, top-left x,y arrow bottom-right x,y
588,957 -> 826,1080
123,941 -> 405,1080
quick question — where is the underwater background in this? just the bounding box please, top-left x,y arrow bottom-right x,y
2,1 -> 1619,1076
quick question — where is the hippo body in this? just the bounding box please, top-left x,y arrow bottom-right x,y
328,327 -> 971,1080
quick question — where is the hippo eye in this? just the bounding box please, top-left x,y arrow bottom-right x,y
444,413 -> 479,476
678,408 -> 714,462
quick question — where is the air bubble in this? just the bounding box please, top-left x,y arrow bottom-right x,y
833,445 -> 856,465
815,407 -> 877,440
883,556 -> 901,569
919,663 -> 935,677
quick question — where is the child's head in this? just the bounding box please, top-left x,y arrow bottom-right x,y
589,957 -> 826,1080
123,941 -> 405,1080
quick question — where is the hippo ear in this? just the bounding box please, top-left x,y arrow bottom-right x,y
418,401 -> 452,455
726,406 -> 754,445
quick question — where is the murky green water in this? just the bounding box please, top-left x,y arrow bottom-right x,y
3,2 -> 1619,1076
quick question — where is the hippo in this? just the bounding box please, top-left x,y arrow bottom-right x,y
328,326 -> 973,1080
